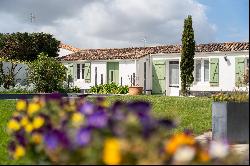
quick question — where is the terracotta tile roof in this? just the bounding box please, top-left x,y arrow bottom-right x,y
60,42 -> 249,61
59,43 -> 81,52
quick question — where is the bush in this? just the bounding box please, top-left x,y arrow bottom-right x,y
0,83 -> 35,94
211,92 -> 249,103
7,95 -> 244,164
28,53 -> 67,93
89,83 -> 129,94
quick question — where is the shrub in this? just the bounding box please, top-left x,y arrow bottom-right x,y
28,53 -> 67,93
211,92 -> 249,103
0,83 -> 35,94
7,94 -> 244,164
90,83 -> 129,94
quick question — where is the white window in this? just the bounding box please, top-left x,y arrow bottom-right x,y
195,59 -> 209,82
169,61 -> 179,86
204,59 -> 209,82
195,60 -> 201,82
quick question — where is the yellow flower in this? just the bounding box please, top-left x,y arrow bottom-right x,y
103,138 -> 121,165
32,116 -> 45,129
27,103 -> 41,116
31,133 -> 43,144
20,116 -> 29,127
100,100 -> 109,108
165,133 -> 195,155
16,100 -> 27,111
72,113 -> 84,125
13,145 -> 25,160
25,123 -> 33,133
7,119 -> 21,131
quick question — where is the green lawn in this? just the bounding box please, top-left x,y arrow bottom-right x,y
0,95 -> 212,164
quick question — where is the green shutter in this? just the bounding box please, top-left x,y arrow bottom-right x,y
84,62 -> 91,83
67,63 -> 74,82
210,58 -> 219,86
235,57 -> 245,87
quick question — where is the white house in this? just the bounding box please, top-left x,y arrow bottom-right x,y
60,42 -> 249,96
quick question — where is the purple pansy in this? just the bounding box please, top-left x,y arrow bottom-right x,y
76,127 -> 92,146
44,129 -> 70,150
87,110 -> 108,128
79,101 -> 95,115
127,101 -> 151,117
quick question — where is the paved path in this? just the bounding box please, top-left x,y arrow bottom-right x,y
195,131 -> 249,165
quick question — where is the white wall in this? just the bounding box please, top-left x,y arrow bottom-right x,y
63,60 -> 136,89
58,48 -> 73,57
190,51 -> 249,92
1,62 -> 29,86
119,60 -> 136,86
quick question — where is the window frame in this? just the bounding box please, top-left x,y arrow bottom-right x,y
169,61 -> 179,87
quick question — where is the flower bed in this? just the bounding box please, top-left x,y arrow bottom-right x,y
7,94 -> 244,164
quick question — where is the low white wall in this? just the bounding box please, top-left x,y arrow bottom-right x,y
1,62 -> 29,85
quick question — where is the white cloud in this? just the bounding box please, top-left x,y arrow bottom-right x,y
0,0 -> 217,48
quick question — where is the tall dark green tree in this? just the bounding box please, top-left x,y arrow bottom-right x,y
180,15 -> 195,96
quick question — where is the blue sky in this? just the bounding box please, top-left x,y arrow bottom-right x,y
198,0 -> 249,42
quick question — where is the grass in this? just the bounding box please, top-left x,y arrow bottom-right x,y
0,95 -> 212,164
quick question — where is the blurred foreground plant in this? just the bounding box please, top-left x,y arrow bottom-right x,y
7,94 -> 244,164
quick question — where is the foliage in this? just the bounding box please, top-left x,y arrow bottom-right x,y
89,82 -> 129,94
211,91 -> 249,103
28,53 -> 67,93
180,15 -> 195,96
0,32 -> 60,62
6,94 -> 244,164
0,83 -> 35,94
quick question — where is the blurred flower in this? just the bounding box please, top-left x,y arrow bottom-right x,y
76,127 -> 91,146
32,116 -> 45,129
79,102 -> 94,115
165,133 -> 195,155
71,113 -> 84,126
7,119 -> 21,131
158,119 -> 176,129
127,101 -> 151,117
172,146 -> 196,164
20,116 -> 29,127
16,100 -> 27,112
209,141 -> 229,159
103,138 -> 121,165
13,145 -> 25,160
87,110 -> 108,128
44,131 -> 59,150
25,123 -> 34,133
27,103 -> 41,116
198,150 -> 210,162
31,133 -> 43,144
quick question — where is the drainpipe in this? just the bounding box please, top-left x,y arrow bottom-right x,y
134,59 -> 137,86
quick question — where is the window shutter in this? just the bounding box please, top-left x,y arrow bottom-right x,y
84,62 -> 91,83
209,58 -> 219,86
235,57 -> 245,87
67,63 -> 74,81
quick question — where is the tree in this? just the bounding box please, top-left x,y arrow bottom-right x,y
0,32 -> 60,61
0,32 -> 60,88
28,53 -> 67,93
180,15 -> 195,96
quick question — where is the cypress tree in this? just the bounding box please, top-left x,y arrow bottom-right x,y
180,15 -> 195,96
